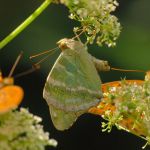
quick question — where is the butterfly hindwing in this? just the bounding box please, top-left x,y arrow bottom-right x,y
49,105 -> 83,131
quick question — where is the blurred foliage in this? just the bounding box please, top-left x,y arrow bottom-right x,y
0,108 -> 57,150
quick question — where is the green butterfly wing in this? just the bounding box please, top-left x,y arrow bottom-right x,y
43,39 -> 102,130
49,105 -> 83,131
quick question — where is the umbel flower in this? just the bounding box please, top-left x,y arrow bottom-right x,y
0,108 -> 57,150
54,0 -> 121,47
89,72 -> 150,148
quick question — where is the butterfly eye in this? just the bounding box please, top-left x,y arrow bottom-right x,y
59,42 -> 68,50
57,38 -> 69,51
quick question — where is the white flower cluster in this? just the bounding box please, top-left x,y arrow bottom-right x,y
0,108 -> 57,150
55,0 -> 121,47
101,79 -> 150,147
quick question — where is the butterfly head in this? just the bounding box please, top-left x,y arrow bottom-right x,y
57,38 -> 73,51
57,38 -> 85,55
3,77 -> 14,85
0,77 -> 14,88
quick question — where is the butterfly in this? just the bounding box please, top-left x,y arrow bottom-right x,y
0,53 -> 24,113
43,38 -> 110,130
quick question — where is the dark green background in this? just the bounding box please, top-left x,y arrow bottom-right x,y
0,0 -> 150,150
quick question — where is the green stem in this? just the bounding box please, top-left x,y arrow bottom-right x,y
0,0 -> 52,49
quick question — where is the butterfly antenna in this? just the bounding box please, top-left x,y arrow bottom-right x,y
30,47 -> 59,59
14,64 -> 40,79
34,51 -> 55,66
111,67 -> 145,73
8,51 -> 23,77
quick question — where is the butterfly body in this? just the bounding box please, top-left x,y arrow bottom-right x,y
43,38 -> 102,130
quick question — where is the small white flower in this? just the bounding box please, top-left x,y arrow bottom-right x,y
33,116 -> 42,122
110,87 -> 117,92
49,139 -> 58,147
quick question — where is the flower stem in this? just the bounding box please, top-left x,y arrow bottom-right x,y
0,0 -> 52,49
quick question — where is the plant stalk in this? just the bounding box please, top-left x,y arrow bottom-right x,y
0,0 -> 52,49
